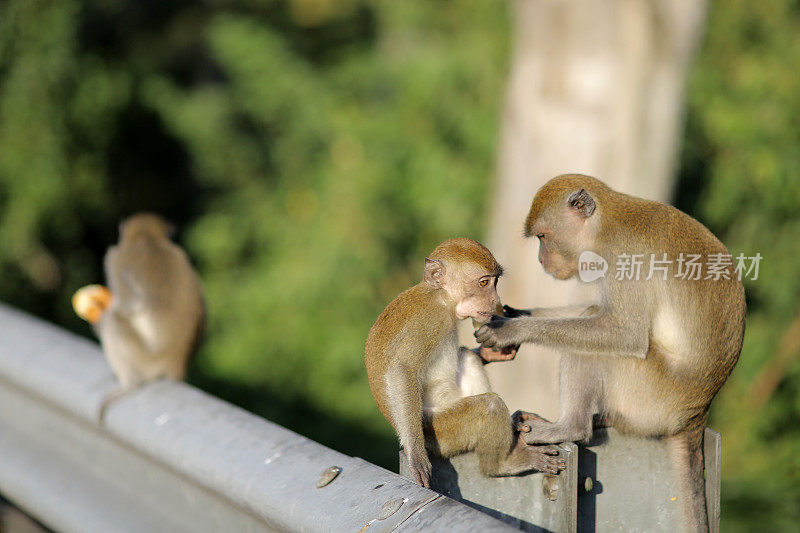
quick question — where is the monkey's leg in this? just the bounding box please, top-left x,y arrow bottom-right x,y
666,425 -> 709,533
426,393 -> 563,476
518,353 -> 598,445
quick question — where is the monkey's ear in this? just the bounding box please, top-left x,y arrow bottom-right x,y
568,189 -> 596,217
424,258 -> 445,288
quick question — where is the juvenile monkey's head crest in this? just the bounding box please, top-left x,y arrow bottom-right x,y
427,238 -> 503,277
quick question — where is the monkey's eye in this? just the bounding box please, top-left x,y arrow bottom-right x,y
478,279 -> 489,287
536,233 -> 545,240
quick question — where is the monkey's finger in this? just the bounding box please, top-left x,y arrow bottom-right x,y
498,344 -> 519,359
481,339 -> 498,349
541,446 -> 560,456
412,468 -> 430,488
474,326 -> 493,345
513,410 -> 549,423
421,472 -> 430,488
476,328 -> 500,347
512,410 -> 529,422
518,424 -> 531,433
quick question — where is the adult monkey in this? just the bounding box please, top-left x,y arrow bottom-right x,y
75,213 -> 205,419
475,174 -> 745,532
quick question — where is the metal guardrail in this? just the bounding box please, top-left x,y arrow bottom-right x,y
0,303 -> 517,533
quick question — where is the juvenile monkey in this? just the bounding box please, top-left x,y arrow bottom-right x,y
78,213 -> 205,417
476,175 -> 745,532
365,238 -> 564,488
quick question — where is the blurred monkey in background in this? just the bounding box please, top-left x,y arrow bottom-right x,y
74,213 -> 205,418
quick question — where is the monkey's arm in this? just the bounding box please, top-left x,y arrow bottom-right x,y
473,305 -> 597,361
385,362 -> 431,487
476,313 -> 649,359
523,304 -> 600,318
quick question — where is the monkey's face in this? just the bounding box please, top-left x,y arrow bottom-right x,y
444,265 -> 500,322
536,234 -> 575,280
528,188 -> 599,280
425,239 -> 503,321
531,209 -> 593,280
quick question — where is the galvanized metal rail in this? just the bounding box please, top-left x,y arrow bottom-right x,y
0,303 -> 516,533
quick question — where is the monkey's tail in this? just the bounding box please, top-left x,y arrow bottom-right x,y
665,426 -> 710,533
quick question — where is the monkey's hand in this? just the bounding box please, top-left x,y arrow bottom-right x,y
474,315 -> 524,349
406,447 -> 432,488
477,344 -> 519,363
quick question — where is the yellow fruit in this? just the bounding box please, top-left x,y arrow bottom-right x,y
72,285 -> 113,324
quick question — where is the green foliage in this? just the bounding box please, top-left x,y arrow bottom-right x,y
677,0 -> 800,529
0,0 -> 509,468
0,0 -> 798,528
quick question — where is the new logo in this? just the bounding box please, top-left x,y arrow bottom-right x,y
578,251 -> 607,282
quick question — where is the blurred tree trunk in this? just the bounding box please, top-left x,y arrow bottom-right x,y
479,0 -> 708,418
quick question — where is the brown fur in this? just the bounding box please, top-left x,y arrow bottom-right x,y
365,238 -> 564,487
477,175 -> 745,532
94,213 -> 205,419
429,238 -> 503,277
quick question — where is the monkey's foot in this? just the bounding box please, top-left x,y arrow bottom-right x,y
73,285 -> 113,323
515,442 -> 566,475
405,448 -> 432,488
531,447 -> 566,474
512,409 -> 550,428
518,418 -> 590,445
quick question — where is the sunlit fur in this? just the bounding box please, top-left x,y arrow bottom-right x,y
365,238 -> 563,487
478,175 -> 745,532
96,213 -> 205,402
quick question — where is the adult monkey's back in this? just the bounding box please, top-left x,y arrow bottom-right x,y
475,174 -> 745,532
